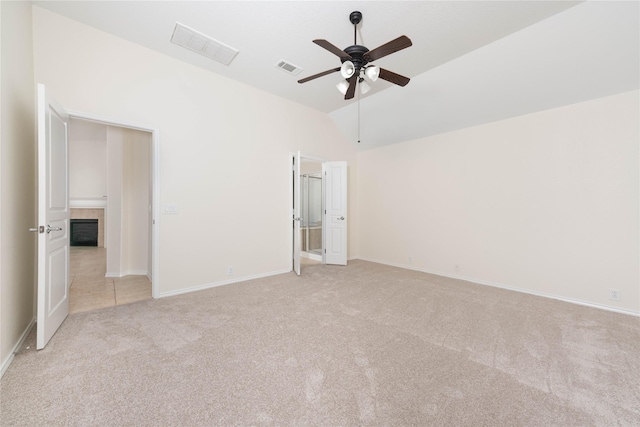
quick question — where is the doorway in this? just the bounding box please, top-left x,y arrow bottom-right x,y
300,163 -> 323,262
291,152 -> 348,275
68,118 -> 153,313
301,173 -> 322,259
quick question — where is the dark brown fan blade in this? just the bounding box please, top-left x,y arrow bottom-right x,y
364,35 -> 412,62
313,39 -> 352,60
344,76 -> 357,100
298,67 -> 341,84
378,68 -> 410,87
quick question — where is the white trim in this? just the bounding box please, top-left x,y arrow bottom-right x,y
357,257 -> 640,318
1,318 -> 36,378
288,154 -> 291,268
67,110 -> 160,299
298,153 -> 327,164
67,110 -> 156,134
69,198 -> 107,208
301,251 -> 322,261
105,270 -> 149,278
157,269 -> 291,299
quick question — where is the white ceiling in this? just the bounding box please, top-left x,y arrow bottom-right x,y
32,1 -> 639,150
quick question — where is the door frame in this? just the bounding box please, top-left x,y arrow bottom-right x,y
67,109 -> 160,298
289,152 -> 327,272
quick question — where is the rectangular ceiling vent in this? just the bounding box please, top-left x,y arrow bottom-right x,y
171,22 -> 239,66
275,60 -> 303,76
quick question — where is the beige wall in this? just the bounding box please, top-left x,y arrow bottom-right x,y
1,1 -> 36,372
105,126 -> 123,276
122,127 -> 151,275
357,91 -> 639,314
69,119 -> 108,200
32,7 -> 357,295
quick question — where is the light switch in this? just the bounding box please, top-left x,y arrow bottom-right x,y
162,204 -> 179,214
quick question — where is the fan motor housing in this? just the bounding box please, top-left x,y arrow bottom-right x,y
342,44 -> 370,72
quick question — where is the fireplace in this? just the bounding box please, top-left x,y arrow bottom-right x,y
70,219 -> 98,246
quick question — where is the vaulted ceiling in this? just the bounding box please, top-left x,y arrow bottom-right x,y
32,1 -> 639,150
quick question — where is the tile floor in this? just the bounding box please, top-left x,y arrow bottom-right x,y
300,255 -> 322,270
69,247 -> 152,314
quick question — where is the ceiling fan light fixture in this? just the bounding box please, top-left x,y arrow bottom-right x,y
336,80 -> 350,95
298,11 -> 412,100
340,61 -> 356,79
365,65 -> 380,82
359,79 -> 371,95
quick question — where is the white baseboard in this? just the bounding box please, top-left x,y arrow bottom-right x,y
301,252 -> 322,261
123,270 -> 148,276
105,270 -> 149,278
1,317 -> 36,378
157,268 -> 291,299
356,257 -> 640,318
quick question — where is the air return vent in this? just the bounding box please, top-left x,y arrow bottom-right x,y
275,60 -> 303,76
171,22 -> 239,66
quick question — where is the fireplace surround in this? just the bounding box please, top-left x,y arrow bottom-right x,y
70,208 -> 104,247
70,219 -> 98,246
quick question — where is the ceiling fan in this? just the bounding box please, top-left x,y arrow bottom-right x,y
298,11 -> 412,100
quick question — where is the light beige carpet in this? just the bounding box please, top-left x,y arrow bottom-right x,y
2,260 -> 639,426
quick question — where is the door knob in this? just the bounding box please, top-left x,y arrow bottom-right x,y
29,226 -> 44,233
46,225 -> 62,234
338,216 -> 345,220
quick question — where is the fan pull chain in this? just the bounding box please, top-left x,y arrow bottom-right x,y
357,83 -> 361,143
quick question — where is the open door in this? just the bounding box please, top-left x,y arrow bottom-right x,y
35,84 -> 70,349
323,161 -> 347,265
292,152 -> 301,275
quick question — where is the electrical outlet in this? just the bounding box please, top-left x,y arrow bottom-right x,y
609,289 -> 621,301
227,266 -> 233,276
408,256 -> 413,264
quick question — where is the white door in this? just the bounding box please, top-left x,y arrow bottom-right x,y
323,161 -> 347,265
36,84 -> 70,349
292,152 -> 301,275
